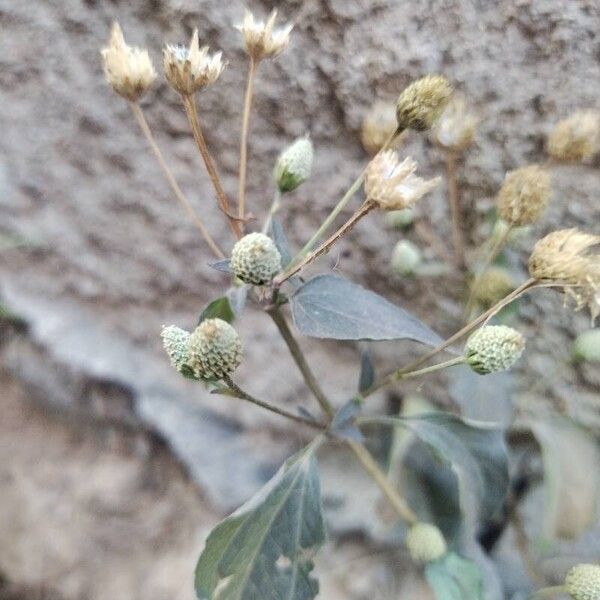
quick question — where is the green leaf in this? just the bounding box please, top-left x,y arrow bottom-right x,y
358,348 -> 375,393
530,417 -> 600,540
198,297 -> 236,325
425,552 -> 484,600
195,441 -> 326,600
291,275 -> 442,345
365,413 -> 509,524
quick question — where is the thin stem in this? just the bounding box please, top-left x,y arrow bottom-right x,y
446,150 -> 465,268
181,94 -> 242,238
381,278 -> 537,382
238,57 -> 257,224
528,586 -> 568,599
292,127 -> 402,263
274,199 -> 376,285
464,223 -> 514,318
222,376 -> 326,431
262,188 -> 282,235
129,103 -> 225,259
364,355 -> 465,398
347,439 -> 418,525
267,304 -> 334,418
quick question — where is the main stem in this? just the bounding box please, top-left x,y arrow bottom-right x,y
267,305 -> 334,418
181,94 -> 242,238
238,57 -> 257,224
129,103 -> 224,259
347,440 -> 418,525
222,376 -> 326,431
261,189 -> 282,235
292,127 -> 402,263
446,150 -> 465,268
275,199 -> 376,285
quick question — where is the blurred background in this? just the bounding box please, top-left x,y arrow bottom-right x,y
0,0 -> 599,598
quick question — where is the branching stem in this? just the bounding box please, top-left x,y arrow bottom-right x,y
238,57 -> 257,225
129,103 -> 224,258
181,94 -> 242,238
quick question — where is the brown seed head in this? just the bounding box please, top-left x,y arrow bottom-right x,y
547,111 -> 600,162
163,29 -> 225,96
101,22 -> 156,102
237,10 -> 292,61
529,228 -> 600,323
497,165 -> 551,226
396,75 -> 453,132
364,150 -> 440,211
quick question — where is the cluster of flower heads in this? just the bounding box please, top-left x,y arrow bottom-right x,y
102,10 -> 293,102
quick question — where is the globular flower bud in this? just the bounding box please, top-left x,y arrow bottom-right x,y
565,564 -> 600,600
385,208 -> 416,230
472,266 -> 516,308
161,325 -> 195,378
361,101 -> 398,155
396,75 -> 453,132
230,233 -> 281,285
188,318 -> 242,380
497,165 -> 551,226
391,240 -> 422,276
101,23 -> 156,102
364,151 -> 440,211
406,522 -> 447,564
572,329 -> 600,364
273,137 -> 313,193
431,94 -> 478,152
465,325 -> 525,375
547,111 -> 600,163
163,30 -> 225,96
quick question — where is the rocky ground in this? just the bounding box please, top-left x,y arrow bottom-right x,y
0,0 -> 599,598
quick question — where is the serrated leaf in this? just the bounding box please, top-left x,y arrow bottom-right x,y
530,417 -> 600,540
195,440 -> 326,600
270,217 -> 293,268
365,413 -> 509,524
425,552 -> 484,600
198,297 -> 235,324
358,348 -> 375,393
291,275 -> 442,345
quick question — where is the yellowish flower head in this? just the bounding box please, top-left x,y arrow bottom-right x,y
529,228 -> 600,323
364,150 -> 440,211
163,29 -> 226,95
396,75 -> 453,131
547,111 -> 600,162
237,9 -> 292,61
101,22 -> 156,102
497,165 -> 551,226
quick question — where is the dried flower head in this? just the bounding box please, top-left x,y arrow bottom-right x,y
465,325 -> 525,375
361,101 -> 398,155
161,325 -> 196,378
231,233 -> 282,285
163,29 -> 225,96
273,136 -> 313,193
472,266 -> 516,308
101,22 -> 156,102
396,75 -> 453,132
547,111 -> 600,162
364,150 -> 440,211
497,165 -> 551,226
431,94 -> 478,152
405,522 -> 447,564
237,9 -> 292,62
188,318 -> 242,380
565,564 -> 600,600
528,228 -> 600,322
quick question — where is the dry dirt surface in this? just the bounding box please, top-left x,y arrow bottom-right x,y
0,0 -> 599,597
